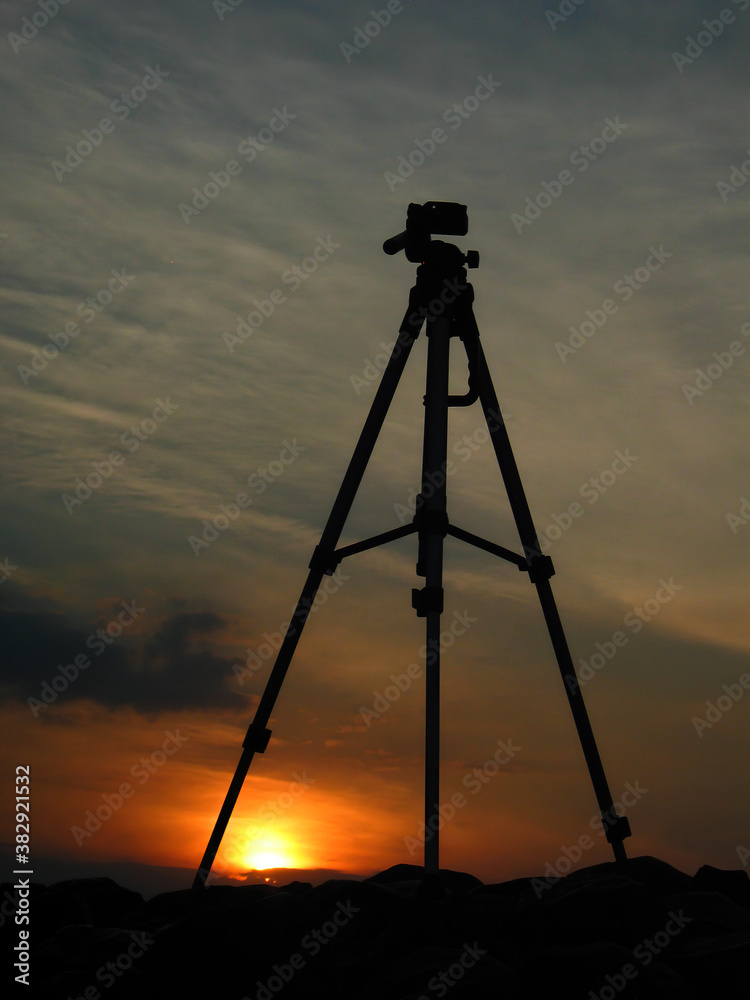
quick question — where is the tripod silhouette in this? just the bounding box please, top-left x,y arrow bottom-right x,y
193,202 -> 631,887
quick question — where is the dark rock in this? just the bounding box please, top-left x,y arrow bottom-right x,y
33,923 -> 155,996
360,943 -> 518,1000
27,886 -> 92,943
669,926 -> 750,998
366,862 -> 425,884
567,855 -> 695,895
521,941 -> 695,1000
474,875 -> 537,898
49,877 -> 143,927
367,863 -> 483,895
277,879 -> 313,895
660,889 -> 750,935
123,881 -> 279,932
693,864 -> 750,906
18,858 -> 748,998
519,871 -> 663,951
33,968 -> 154,1000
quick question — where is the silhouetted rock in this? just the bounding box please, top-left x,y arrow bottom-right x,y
520,941 -> 694,999
366,862 -> 427,884
15,856 -> 749,998
27,885 -> 92,942
48,876 -> 144,926
693,863 -> 750,906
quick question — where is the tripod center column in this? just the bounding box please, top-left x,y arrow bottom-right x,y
416,310 -> 452,875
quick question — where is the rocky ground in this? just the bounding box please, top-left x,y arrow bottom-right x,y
4,856 -> 749,998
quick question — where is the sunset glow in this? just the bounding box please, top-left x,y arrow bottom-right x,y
3,1 -> 749,902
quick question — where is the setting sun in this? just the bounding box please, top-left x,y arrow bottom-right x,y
245,849 -> 292,871
239,832 -> 302,872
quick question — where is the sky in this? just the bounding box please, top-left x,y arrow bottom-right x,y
1,0 -> 749,892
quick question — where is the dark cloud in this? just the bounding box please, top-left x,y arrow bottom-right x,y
0,583 -> 245,715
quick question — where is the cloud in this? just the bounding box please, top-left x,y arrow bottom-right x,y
0,582 -> 245,715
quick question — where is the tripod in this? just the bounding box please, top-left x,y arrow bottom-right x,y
193,202 -> 631,887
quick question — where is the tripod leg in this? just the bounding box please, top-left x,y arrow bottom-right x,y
193,300 -> 424,887
193,566 -> 325,888
474,338 -> 631,862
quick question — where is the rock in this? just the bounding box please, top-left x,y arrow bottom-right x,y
49,877 -> 143,927
278,879 -> 313,895
669,927 -> 750,999
475,875 -> 537,898
125,882 -> 279,932
567,855 -> 695,895
16,857 -> 748,997
659,889 -> 750,934
367,864 -> 483,895
693,864 -> 750,906
519,870 -> 662,951
521,941 -> 695,999
27,885 -> 92,943
33,924 -> 155,996
360,944 -> 516,1000
366,863 -> 425,885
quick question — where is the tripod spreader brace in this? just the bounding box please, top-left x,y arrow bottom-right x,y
311,511 -> 555,602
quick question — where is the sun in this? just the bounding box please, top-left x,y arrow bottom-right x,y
240,833 -> 301,872
246,849 -> 292,871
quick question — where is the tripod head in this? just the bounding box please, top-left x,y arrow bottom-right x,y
383,201 -> 479,269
